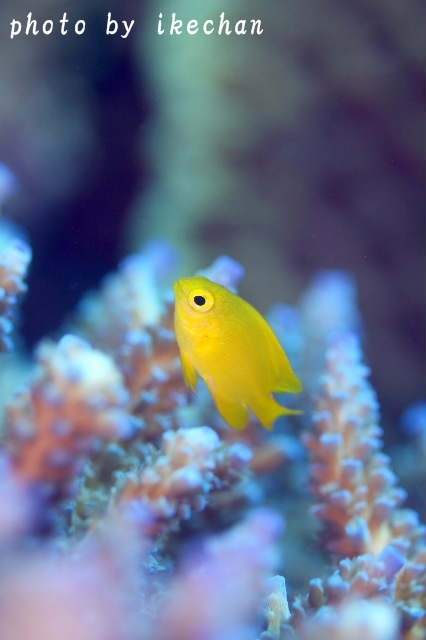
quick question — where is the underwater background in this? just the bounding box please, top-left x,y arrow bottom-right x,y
0,1 -> 424,639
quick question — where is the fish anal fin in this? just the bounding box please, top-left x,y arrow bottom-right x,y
180,353 -> 198,392
214,394 -> 249,431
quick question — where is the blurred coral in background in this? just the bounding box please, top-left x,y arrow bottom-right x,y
0,224 -> 424,638
0,0 -> 424,638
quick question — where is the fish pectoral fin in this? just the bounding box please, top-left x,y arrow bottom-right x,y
252,395 -> 302,431
180,353 -> 198,391
214,394 -> 249,431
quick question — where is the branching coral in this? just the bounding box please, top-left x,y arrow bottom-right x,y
75,244 -> 188,441
0,223 -> 32,351
292,545 -> 405,619
77,242 -> 176,349
115,426 -> 253,537
291,542 -> 426,639
0,1 -> 423,636
116,310 -> 188,437
4,335 -> 134,496
287,331 -> 426,639
305,332 -> 421,558
299,272 -> 361,396
261,575 -> 291,640
0,235 -> 423,640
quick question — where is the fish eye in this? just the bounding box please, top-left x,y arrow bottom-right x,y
189,288 -> 214,312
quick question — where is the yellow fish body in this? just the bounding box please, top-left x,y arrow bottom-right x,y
174,276 -> 302,430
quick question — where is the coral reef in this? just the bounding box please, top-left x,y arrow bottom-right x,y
0,223 -> 424,639
0,0 -> 423,636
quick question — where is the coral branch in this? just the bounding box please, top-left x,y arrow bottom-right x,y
116,305 -> 188,438
115,426 -> 252,537
4,335 -> 134,495
292,541 -> 425,639
292,545 -> 405,621
299,332 -> 426,639
299,272 -> 361,395
77,243 -> 176,350
0,225 -> 32,351
75,245 -> 188,440
305,332 -> 414,557
261,575 -> 291,640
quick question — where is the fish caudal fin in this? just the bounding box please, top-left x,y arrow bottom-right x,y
253,396 -> 302,431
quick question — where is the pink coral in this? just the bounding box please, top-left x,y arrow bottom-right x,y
0,455 -> 32,541
4,335 -> 133,494
293,331 -> 426,639
76,247 -> 188,440
116,426 -> 252,537
0,522 -> 140,640
299,600 -> 399,640
0,226 -> 31,351
305,332 -> 410,557
117,307 -> 188,437
152,509 -> 283,640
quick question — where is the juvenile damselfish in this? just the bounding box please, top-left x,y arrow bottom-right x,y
174,276 -> 302,430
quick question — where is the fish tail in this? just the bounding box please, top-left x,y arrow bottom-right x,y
253,397 -> 302,431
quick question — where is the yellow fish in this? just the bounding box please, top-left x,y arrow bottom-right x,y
174,276 -> 302,430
